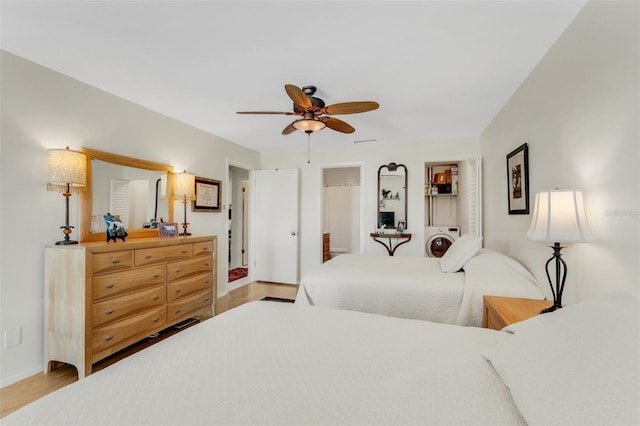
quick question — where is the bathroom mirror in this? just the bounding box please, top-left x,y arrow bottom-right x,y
79,148 -> 175,242
377,162 -> 408,230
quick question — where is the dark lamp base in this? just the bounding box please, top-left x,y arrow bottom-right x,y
540,304 -> 561,314
179,232 -> 191,236
55,240 -> 78,245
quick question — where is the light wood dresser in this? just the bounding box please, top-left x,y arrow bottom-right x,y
44,235 -> 217,378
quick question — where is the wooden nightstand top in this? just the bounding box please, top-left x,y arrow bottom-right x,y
482,295 -> 553,330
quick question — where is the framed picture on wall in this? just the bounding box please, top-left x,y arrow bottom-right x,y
506,143 -> 530,214
193,176 -> 222,212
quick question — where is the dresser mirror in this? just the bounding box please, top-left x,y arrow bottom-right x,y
377,162 -> 408,230
79,148 -> 175,242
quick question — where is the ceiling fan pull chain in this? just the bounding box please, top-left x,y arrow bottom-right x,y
307,133 -> 311,164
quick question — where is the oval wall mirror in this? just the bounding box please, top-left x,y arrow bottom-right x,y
377,162 -> 408,230
79,148 -> 175,242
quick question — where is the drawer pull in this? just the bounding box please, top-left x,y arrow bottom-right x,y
181,250 -> 188,254
105,310 -> 114,315
204,298 -> 210,302
153,273 -> 160,278
153,296 -> 160,300
175,309 -> 182,314
175,269 -> 182,273
106,284 -> 115,289
152,318 -> 159,323
145,255 -> 152,259
111,259 -> 121,264
205,280 -> 210,284
105,336 -> 113,341
175,289 -> 182,293
205,263 -> 210,266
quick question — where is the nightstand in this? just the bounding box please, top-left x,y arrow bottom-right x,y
482,295 -> 553,330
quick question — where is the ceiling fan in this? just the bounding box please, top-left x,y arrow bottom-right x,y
237,84 -> 379,135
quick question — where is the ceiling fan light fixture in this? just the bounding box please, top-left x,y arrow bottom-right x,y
293,118 -> 326,134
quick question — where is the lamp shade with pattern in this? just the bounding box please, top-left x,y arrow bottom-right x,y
46,147 -> 87,245
175,171 -> 196,236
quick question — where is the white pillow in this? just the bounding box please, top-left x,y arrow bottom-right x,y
439,234 -> 482,272
484,292 -> 639,426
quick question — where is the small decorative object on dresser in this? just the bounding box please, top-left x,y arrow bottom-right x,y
482,295 -> 552,330
158,222 -> 178,238
103,213 -> 128,242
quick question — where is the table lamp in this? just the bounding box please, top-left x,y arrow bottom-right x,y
175,171 -> 196,236
47,147 -> 87,245
527,189 -> 592,313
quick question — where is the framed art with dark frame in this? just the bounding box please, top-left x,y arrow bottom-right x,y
193,176 -> 221,212
506,143 -> 530,215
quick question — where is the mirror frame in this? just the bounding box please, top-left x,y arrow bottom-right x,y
79,148 -> 175,242
377,162 -> 408,230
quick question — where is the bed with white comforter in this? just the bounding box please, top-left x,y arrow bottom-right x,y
3,292 -> 638,426
296,248 -> 545,326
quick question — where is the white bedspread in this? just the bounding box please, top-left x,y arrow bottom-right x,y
3,302 -> 525,425
296,249 -> 544,326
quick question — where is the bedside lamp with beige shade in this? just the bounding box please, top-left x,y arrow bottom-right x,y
527,189 -> 592,313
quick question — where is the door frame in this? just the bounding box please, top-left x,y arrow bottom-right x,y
319,162 -> 366,260
226,159 -> 255,293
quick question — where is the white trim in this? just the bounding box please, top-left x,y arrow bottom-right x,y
225,158 -> 256,294
0,364 -> 44,388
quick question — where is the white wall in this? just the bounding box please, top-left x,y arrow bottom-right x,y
0,51 -> 261,385
261,137 -> 479,281
480,1 -> 639,303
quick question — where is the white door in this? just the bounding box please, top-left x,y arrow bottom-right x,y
252,169 -> 299,284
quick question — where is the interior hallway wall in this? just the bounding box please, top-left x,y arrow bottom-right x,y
480,0 -> 639,303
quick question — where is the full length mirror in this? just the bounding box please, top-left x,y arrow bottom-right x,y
377,162 -> 408,230
79,148 -> 175,242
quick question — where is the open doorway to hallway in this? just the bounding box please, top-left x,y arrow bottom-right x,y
321,165 -> 364,262
228,164 -> 250,289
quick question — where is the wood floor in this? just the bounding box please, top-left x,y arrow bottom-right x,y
0,281 -> 298,419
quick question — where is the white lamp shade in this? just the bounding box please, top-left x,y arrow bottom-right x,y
527,189 -> 592,243
175,171 -> 195,197
47,147 -> 87,193
293,119 -> 326,133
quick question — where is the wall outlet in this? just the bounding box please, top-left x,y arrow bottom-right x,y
4,327 -> 22,348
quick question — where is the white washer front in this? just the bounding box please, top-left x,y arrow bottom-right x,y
424,226 -> 459,258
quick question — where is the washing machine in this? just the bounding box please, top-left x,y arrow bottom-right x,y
425,226 -> 460,257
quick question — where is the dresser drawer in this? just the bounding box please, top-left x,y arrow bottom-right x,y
92,265 -> 166,301
134,244 -> 192,267
193,241 -> 214,257
166,255 -> 213,283
92,286 -> 166,328
92,307 -> 166,362
92,251 -> 133,275
167,290 -> 213,324
167,272 -> 213,303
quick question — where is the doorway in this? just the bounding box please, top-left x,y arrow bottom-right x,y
321,165 -> 364,262
228,164 -> 251,290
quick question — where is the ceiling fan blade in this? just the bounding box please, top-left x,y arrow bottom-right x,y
236,111 -> 295,115
285,84 -> 312,108
324,101 -> 379,115
319,117 -> 355,134
282,122 -> 297,135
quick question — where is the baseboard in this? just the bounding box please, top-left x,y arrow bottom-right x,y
0,364 -> 44,389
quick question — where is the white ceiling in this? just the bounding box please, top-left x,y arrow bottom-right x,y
1,1 -> 586,154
